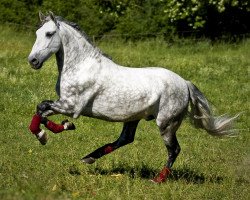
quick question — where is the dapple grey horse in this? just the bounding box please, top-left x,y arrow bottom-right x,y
28,12 -> 238,183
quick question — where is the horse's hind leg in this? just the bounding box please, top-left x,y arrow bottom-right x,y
152,114 -> 184,183
82,120 -> 140,164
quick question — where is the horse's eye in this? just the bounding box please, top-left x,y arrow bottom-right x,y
46,31 -> 55,38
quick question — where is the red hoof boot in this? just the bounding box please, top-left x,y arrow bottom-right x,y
151,167 -> 171,183
36,130 -> 48,145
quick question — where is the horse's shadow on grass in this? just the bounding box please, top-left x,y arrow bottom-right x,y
87,164 -> 223,184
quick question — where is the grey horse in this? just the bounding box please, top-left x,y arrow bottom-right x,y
28,12 -> 238,183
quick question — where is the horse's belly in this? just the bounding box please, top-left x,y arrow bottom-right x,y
85,108 -> 152,122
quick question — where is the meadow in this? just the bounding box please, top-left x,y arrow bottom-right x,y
0,25 -> 249,200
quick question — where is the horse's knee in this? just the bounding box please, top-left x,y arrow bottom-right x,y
37,102 -> 50,112
36,100 -> 54,115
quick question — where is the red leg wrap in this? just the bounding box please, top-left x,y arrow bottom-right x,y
29,114 -> 42,134
45,120 -> 65,133
151,167 -> 171,183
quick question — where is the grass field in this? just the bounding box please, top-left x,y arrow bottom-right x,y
0,25 -> 249,200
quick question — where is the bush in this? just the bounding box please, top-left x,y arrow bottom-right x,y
163,0 -> 250,40
0,0 -> 249,41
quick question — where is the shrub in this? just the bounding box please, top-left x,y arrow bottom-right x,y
0,0 -> 249,40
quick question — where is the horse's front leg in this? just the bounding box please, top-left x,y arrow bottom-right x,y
37,100 -> 73,117
29,100 -> 75,145
38,100 -> 76,132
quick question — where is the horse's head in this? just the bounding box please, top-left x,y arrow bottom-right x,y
28,12 -> 61,69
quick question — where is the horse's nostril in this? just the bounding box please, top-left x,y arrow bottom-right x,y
31,58 -> 39,65
28,55 -> 42,69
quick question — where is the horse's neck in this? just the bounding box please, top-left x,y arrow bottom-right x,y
59,23 -> 98,72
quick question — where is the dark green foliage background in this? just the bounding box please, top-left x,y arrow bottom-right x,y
0,0 -> 249,40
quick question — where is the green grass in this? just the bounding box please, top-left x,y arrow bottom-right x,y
0,25 -> 249,200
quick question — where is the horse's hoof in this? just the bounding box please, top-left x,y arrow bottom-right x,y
81,157 -> 96,164
36,130 -> 48,145
150,167 -> 171,183
62,120 -> 76,130
150,177 -> 166,184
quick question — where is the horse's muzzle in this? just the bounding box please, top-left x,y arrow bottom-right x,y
28,56 -> 43,69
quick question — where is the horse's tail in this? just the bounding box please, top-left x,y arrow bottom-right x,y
186,81 -> 239,136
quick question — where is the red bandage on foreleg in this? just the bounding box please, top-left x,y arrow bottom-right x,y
29,114 -> 42,134
45,120 -> 65,133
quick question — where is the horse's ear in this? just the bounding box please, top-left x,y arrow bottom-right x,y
48,11 -> 57,23
39,11 -> 45,22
